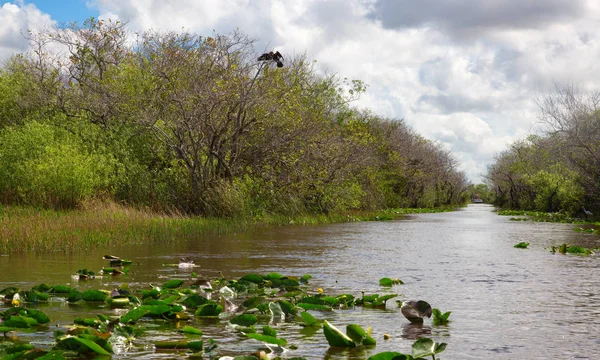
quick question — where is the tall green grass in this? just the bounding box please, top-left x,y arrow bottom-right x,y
0,202 -> 457,253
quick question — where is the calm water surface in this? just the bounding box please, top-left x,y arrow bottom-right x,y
1,204 -> 600,359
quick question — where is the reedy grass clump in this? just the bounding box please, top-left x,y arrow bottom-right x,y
0,202 -> 453,253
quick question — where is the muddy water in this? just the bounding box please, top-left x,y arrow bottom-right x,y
1,204 -> 600,359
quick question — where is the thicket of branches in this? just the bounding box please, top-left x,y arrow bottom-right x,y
486,85 -> 600,215
0,19 -> 469,216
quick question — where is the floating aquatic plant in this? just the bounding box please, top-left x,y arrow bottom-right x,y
514,242 -> 530,249
550,243 -> 594,255
432,308 -> 451,325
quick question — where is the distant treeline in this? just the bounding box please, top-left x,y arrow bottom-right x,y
0,19 -> 469,217
486,85 -> 600,216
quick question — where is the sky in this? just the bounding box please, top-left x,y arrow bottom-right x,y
1,0 -> 599,183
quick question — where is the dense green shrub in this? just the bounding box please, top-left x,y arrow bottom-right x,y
0,121 -> 115,208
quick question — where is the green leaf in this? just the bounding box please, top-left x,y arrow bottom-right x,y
2,315 -> 37,328
67,290 -> 83,303
60,336 -> 111,355
188,340 -> 204,352
241,296 -> 264,310
239,274 -> 263,284
411,338 -> 447,357
120,306 -> 151,323
182,294 -> 209,308
230,314 -> 258,326
195,303 -> 223,317
178,326 -> 203,335
26,309 -> 50,324
246,333 -> 287,346
323,320 -> 355,348
262,325 -> 277,337
50,285 -> 72,294
300,311 -> 320,327
297,303 -> 332,311
263,272 -> 283,280
346,324 -> 376,346
163,279 -> 185,289
82,289 -> 108,302
513,242 -> 530,249
367,352 -> 412,360
278,300 -> 298,315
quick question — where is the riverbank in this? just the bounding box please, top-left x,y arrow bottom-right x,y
0,202 -> 459,253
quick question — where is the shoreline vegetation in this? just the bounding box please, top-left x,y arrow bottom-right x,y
0,202 -> 459,253
0,18 -> 471,254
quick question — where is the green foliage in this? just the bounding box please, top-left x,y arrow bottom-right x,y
431,308 -> 451,325
513,242 -> 530,249
0,22 -> 470,216
379,277 -> 404,286
0,121 -> 115,208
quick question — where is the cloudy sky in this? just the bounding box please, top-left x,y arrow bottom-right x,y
1,0 -> 599,182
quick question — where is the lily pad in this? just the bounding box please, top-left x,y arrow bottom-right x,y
411,338 -> 447,358
195,303 -> 223,317
299,311 -> 321,327
367,352 -> 411,360
230,314 -> 258,326
346,324 -> 376,346
82,290 -> 108,302
379,277 -> 403,286
177,326 -> 203,335
323,320 -> 355,348
163,279 -> 185,289
246,333 -> 287,346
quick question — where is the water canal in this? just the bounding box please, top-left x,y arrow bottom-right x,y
1,204 -> 599,359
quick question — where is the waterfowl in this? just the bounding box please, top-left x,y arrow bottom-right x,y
400,300 -> 432,323
178,258 -> 198,269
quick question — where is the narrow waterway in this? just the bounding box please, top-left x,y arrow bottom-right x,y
1,204 -> 599,359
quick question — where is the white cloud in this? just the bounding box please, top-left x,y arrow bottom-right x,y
4,0 -> 600,183
0,1 -> 54,62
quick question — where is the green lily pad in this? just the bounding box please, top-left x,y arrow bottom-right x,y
246,333 -> 287,346
181,294 -> 209,308
379,277 -> 404,286
55,336 -> 111,355
300,311 -> 320,327
514,242 -> 530,249
67,290 -> 83,303
120,306 -> 151,323
346,324 -> 376,346
230,314 -> 258,326
367,352 -> 411,360
411,338 -> 447,358
82,290 -> 108,302
323,320 -> 355,348
2,315 -> 37,328
195,303 -> 223,317
177,326 -> 203,335
241,296 -> 264,310
262,325 -> 277,338
278,300 -> 298,315
239,274 -> 264,284
163,279 -> 185,289
26,309 -> 50,324
297,303 -> 332,311
50,285 -> 72,294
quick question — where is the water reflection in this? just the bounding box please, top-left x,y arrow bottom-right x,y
1,204 -> 600,359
